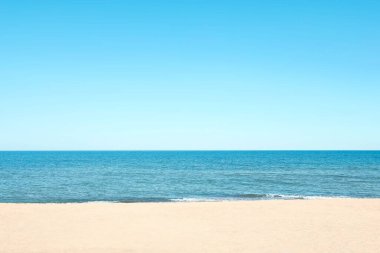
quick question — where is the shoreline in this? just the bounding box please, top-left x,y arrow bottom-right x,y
1,198 -> 380,253
1,196 -> 374,204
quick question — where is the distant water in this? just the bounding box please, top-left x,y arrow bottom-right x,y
0,151 -> 379,203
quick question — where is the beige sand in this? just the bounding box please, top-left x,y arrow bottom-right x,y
0,199 -> 379,253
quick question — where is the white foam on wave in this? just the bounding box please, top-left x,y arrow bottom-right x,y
170,194 -> 352,202
302,195 -> 350,200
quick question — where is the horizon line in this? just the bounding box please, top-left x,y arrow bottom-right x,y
0,149 -> 379,152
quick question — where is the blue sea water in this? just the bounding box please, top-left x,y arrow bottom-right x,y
0,151 -> 379,203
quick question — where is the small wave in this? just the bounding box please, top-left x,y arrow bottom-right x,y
237,193 -> 270,198
55,195 -> 352,204
2,195 -> 354,204
171,194 -> 306,202
237,193 -> 304,200
171,197 -> 232,202
302,195 -> 350,200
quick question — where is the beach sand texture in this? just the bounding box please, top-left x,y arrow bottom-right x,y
1,199 -> 379,253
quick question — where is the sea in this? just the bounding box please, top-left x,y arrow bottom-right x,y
0,151 -> 379,203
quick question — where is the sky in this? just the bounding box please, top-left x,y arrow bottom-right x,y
0,0 -> 379,150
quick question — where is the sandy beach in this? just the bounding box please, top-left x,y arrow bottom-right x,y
0,199 -> 379,253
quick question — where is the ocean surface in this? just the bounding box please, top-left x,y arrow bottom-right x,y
0,151 -> 379,203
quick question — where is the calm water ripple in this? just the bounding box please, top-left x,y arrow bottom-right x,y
0,151 -> 379,202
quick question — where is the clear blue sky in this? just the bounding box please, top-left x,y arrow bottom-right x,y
1,0 -> 379,150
